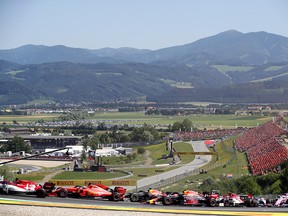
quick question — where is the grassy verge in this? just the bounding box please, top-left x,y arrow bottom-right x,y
16,171 -> 54,182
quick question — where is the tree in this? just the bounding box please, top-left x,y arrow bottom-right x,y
130,128 -> 145,142
89,136 -> 99,150
0,165 -> 15,181
220,180 -> 238,194
235,176 -> 262,195
199,177 -> 221,192
172,121 -> 182,132
181,118 -> 193,132
137,147 -> 145,155
6,136 -> 31,153
279,167 -> 288,193
99,133 -> 111,144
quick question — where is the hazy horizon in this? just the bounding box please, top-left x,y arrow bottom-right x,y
1,0 -> 288,50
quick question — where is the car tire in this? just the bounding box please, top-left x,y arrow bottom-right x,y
224,199 -> 230,207
178,195 -> 185,205
2,183 -> 9,194
162,196 -> 173,205
209,198 -> 217,207
111,192 -> 120,201
36,188 -> 46,198
58,188 -> 68,198
130,193 -> 139,202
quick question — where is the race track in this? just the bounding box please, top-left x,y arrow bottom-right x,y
0,194 -> 287,216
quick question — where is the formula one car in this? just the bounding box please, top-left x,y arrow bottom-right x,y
147,190 -> 219,207
35,182 -> 68,198
160,190 -> 206,206
274,193 -> 288,207
127,188 -> 164,203
0,179 -> 68,198
202,190 -> 220,207
66,183 -> 126,201
219,193 -> 245,207
0,179 -> 42,196
239,194 -> 261,207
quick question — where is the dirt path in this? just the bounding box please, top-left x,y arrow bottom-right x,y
39,169 -> 65,184
143,150 -> 153,167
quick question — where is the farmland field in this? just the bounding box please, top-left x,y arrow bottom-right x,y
0,114 -> 60,124
212,65 -> 254,73
0,112 -> 281,129
87,112 -> 274,129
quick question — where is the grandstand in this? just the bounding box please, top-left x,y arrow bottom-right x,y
171,128 -> 248,141
235,116 -> 288,175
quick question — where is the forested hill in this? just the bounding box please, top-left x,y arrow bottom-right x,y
1,60 -> 288,104
1,30 -> 288,105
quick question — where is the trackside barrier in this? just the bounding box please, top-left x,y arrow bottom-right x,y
176,152 -> 218,155
50,179 -> 137,186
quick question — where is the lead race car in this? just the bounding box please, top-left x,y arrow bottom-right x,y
0,179 -> 42,196
0,179 -> 68,198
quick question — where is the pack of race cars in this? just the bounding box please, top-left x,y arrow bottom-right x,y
0,179 -> 126,201
0,178 -> 287,207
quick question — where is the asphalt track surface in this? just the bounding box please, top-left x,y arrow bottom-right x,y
0,194 -> 287,216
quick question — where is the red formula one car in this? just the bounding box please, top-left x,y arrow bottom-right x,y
65,183 -> 126,201
0,179 -> 68,198
36,182 -> 68,198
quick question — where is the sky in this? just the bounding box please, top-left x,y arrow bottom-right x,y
1,0 -> 288,50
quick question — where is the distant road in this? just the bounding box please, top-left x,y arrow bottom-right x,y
134,140 -> 212,190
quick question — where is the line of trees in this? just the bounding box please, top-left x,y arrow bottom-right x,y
81,124 -> 163,150
199,164 -> 288,195
0,136 -> 31,153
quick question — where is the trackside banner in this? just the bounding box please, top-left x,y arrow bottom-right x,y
50,179 -> 137,186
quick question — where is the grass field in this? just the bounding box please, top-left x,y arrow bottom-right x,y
16,171 -> 55,182
1,112 -> 283,130
0,114 -> 60,124
212,65 -> 254,73
87,112 -> 273,129
0,112 -> 272,130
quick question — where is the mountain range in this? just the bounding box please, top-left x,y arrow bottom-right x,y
1,30 -> 288,105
